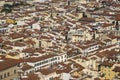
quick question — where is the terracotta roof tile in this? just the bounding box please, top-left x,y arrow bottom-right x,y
0,59 -> 21,71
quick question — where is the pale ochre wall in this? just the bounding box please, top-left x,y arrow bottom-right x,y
79,0 -> 88,3
41,40 -> 52,48
71,71 -> 83,78
32,38 -> 39,48
71,31 -> 92,42
6,18 -> 16,24
0,65 -> 20,80
67,13 -> 83,20
85,32 -> 92,40
0,1 -> 5,6
100,66 -> 118,80
71,36 -> 81,42
11,37 -> 24,42
6,55 -> 20,60
112,38 -> 117,45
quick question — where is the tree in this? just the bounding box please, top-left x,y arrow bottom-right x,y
1,4 -> 12,13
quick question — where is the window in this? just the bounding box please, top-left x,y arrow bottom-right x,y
0,75 -> 2,79
37,63 -> 39,66
4,73 -> 6,78
7,72 -> 9,77
14,70 -> 16,74
51,58 -> 54,61
65,55 -> 67,58
39,62 -> 41,65
49,77 -> 54,80
95,46 -> 98,48
58,57 -> 60,60
54,57 -> 57,60
45,60 -> 48,63
89,48 -> 91,50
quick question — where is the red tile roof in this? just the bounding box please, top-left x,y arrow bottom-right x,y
0,59 -> 21,71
